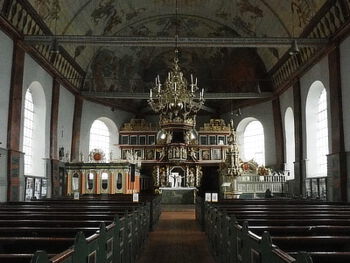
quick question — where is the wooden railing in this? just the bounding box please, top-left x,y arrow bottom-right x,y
30,204 -> 150,263
237,175 -> 287,194
200,201 -> 312,263
0,0 -> 85,90
270,0 -> 350,91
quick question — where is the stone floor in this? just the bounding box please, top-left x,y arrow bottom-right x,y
137,207 -> 216,263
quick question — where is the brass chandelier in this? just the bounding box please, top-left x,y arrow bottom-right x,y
148,49 -> 205,127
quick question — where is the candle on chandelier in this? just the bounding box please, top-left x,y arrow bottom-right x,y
191,74 -> 193,84
174,82 -> 177,92
150,89 -> 153,98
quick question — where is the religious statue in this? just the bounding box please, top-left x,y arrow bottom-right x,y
196,166 -> 203,187
160,167 -> 167,187
189,147 -> 198,161
187,168 -> 195,187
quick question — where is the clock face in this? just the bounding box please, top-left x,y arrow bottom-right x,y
93,152 -> 102,161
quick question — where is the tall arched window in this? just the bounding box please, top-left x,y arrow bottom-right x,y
284,107 -> 295,179
89,119 -> 110,161
23,89 -> 34,175
243,121 -> 265,165
316,89 -> 328,176
306,81 -> 329,177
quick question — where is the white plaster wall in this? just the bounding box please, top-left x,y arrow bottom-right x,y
0,31 -> 13,148
57,85 -> 75,159
222,100 -> 277,167
279,88 -> 294,123
279,87 -> 295,179
79,100 -> 134,160
340,35 -> 350,152
300,56 -> 331,176
22,54 -> 53,177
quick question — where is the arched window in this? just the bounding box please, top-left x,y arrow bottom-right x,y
89,119 -> 110,161
316,89 -> 328,176
23,89 -> 34,175
284,107 -> 295,179
243,121 -> 265,165
306,81 -> 329,177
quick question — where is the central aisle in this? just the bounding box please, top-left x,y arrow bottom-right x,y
137,207 -> 216,263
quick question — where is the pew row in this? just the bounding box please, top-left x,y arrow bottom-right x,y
196,197 -> 350,263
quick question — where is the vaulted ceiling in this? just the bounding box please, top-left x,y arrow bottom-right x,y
27,0 -> 327,113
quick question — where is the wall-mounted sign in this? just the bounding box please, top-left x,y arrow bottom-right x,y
133,193 -> 139,203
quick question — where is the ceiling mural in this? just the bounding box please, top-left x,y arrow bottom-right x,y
26,0 -> 327,112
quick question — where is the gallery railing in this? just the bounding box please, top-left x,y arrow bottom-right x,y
0,0 -> 85,90
270,0 -> 350,91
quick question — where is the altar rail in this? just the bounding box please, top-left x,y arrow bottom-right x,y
237,175 -> 287,194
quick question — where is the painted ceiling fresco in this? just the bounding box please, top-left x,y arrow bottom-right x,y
27,0 -> 327,112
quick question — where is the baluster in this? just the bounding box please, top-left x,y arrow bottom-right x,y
16,6 -> 23,28
9,2 -> 17,23
21,12 -> 28,34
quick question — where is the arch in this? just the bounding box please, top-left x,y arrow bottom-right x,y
284,107 -> 295,180
306,81 -> 329,177
88,117 -> 119,161
237,117 -> 265,166
22,82 -> 46,176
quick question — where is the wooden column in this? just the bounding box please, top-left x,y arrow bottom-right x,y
293,80 -> 304,197
7,42 -> 25,201
50,79 -> 60,160
71,96 -> 83,162
50,78 -> 61,197
328,46 -> 347,201
272,98 -> 284,170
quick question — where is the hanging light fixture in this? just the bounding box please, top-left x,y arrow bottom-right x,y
289,8 -> 299,56
289,39 -> 300,56
49,38 -> 60,54
49,12 -> 60,54
148,49 -> 204,127
148,0 -> 204,128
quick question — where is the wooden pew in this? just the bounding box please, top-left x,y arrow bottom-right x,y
199,198 -> 350,263
0,195 -> 159,263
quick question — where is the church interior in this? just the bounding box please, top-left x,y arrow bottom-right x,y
1,0 -> 350,262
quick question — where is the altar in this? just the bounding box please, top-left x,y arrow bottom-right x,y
160,187 -> 196,204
